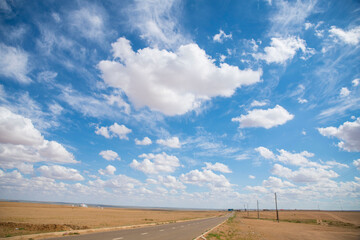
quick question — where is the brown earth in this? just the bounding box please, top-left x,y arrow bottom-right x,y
0,202 -> 223,238
205,211 -> 360,240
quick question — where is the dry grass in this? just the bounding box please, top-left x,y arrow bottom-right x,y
0,202 -> 223,238
205,211 -> 360,240
237,210 -> 360,226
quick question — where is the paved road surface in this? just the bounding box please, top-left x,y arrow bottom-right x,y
44,214 -> 231,240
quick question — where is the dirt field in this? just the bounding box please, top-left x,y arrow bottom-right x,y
0,202 -> 223,238
205,211 -> 360,240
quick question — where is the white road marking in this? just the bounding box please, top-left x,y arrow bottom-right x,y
141,232 -> 148,235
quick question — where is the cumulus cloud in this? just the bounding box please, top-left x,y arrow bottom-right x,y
98,37 -> 262,116
329,26 -> 360,45
156,137 -> 181,148
255,146 -> 275,159
38,165 -> 84,181
263,176 -> 294,188
0,107 -> 77,170
249,175 -> 256,179
232,105 -> 294,129
253,36 -> 312,64
0,43 -> 31,83
95,123 -> 132,140
130,152 -> 180,174
99,150 -> 120,161
276,149 -> 320,167
213,29 -> 232,43
340,87 -> 350,97
271,164 -> 338,183
203,162 -> 232,173
318,118 -> 360,152
98,165 -> 116,175
250,100 -> 268,107
256,146 -> 329,168
157,175 -> 186,189
353,159 -> 360,170
180,169 -> 232,190
135,137 -> 152,145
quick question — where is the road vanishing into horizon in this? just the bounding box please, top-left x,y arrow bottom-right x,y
44,214 -> 231,240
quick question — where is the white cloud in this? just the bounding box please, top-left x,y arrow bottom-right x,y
256,146 -> 332,168
353,159 -> 360,170
0,43 -> 31,83
99,150 -> 120,161
48,102 -> 64,115
277,149 -> 319,167
255,146 -> 276,159
249,175 -> 256,179
38,165 -> 84,181
51,12 -> 61,22
68,6 -> 106,41
352,78 -> 359,87
213,29 -> 232,43
103,93 -> 131,115
95,123 -> 132,140
325,161 -> 349,169
232,105 -> 294,129
304,22 -> 314,30
298,98 -> 308,104
340,87 -> 350,97
272,164 -> 339,183
0,107 -> 77,168
329,26 -> 360,45
203,162 -> 232,173
15,163 -> 34,175
270,0 -> 317,35
318,118 -> 360,152
263,176 -> 294,188
98,165 -> 116,175
130,152 -> 180,174
253,36 -> 312,64
250,100 -> 268,107
156,136 -> 181,148
98,37 -> 262,116
180,169 -> 232,190
157,175 -> 186,189
126,0 -> 188,49
135,137 -> 152,145
0,107 -> 43,146
302,130 -> 307,135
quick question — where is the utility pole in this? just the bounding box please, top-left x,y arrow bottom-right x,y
247,203 -> 249,217
257,200 -> 259,219
275,192 -> 279,223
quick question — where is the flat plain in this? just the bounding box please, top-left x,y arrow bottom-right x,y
205,211 -> 360,240
0,202 -> 223,238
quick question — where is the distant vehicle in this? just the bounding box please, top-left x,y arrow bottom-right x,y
228,209 -> 234,211
80,203 -> 88,208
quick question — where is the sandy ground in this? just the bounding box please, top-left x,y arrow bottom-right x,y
0,202 -> 223,238
205,211 -> 360,240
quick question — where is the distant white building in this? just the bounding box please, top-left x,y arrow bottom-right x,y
80,203 -> 88,208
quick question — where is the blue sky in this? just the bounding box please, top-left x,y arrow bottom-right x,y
0,0 -> 359,210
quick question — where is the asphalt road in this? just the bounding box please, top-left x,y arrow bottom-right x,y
44,214 -> 231,240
